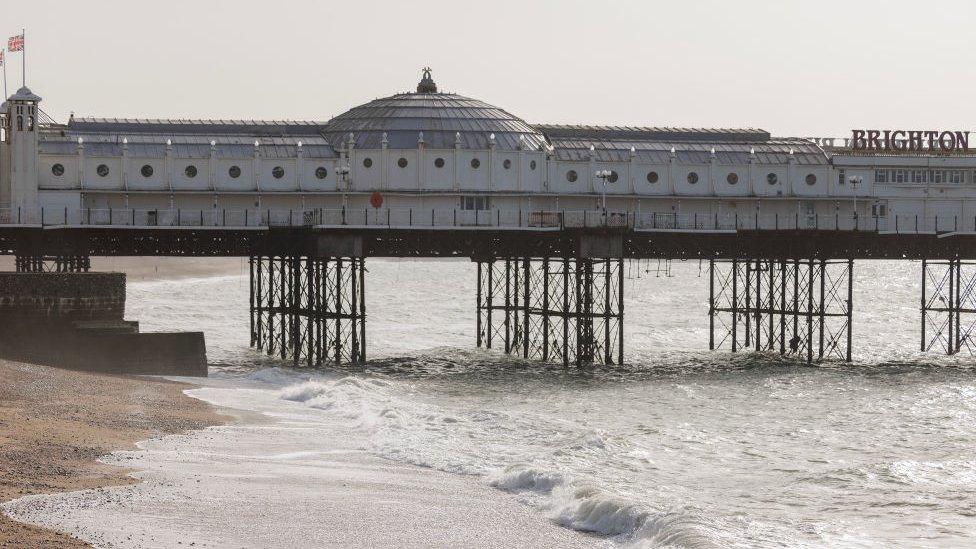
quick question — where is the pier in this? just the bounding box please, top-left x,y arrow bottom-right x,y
2,208 -> 975,367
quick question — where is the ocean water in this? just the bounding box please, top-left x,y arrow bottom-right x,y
16,259 -> 976,547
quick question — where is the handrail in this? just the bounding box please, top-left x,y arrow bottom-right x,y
0,207 -> 967,235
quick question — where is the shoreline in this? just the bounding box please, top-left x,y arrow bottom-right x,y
0,360 -> 224,547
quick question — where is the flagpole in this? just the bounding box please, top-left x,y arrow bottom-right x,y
3,51 -> 7,99
21,28 -> 25,87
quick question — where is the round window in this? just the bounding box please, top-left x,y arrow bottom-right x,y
503,159 -> 512,169
608,170 -> 619,183
805,173 -> 817,185
434,157 -> 445,168
471,158 -> 481,169
315,167 -> 328,179
397,157 -> 408,168
530,160 -> 537,170
141,164 -> 154,178
566,170 -> 578,183
727,172 -> 739,185
272,166 -> 284,179
229,166 -> 241,179
51,163 -> 65,177
767,173 -> 778,185
363,158 -> 373,168
646,171 -> 659,184
96,164 -> 110,177
185,165 -> 198,178
687,172 -> 699,184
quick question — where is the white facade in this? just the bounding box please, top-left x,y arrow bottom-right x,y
2,73 -> 976,231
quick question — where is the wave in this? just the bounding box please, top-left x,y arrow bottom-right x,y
490,464 -> 721,548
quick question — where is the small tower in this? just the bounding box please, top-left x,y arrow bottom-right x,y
2,87 -> 42,219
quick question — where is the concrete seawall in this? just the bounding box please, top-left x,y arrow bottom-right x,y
0,272 -> 208,376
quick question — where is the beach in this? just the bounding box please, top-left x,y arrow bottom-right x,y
0,359 -> 223,547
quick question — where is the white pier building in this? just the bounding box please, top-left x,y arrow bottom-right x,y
2,69 -> 974,231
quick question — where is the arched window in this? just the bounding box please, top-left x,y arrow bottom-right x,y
16,116 -> 22,131
28,116 -> 34,131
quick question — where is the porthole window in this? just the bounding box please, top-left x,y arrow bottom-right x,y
272,166 -> 284,179
141,164 -> 154,178
530,160 -> 537,170
471,158 -> 481,169
434,157 -> 445,168
566,170 -> 578,183
51,163 -> 65,177
229,165 -> 241,179
805,173 -> 817,186
315,167 -> 328,179
185,165 -> 198,178
363,158 -> 373,168
96,164 -> 110,177
646,171 -> 659,184
608,170 -> 619,183
397,157 -> 408,168
687,171 -> 699,184
503,159 -> 512,170
767,173 -> 778,185
727,172 -> 739,185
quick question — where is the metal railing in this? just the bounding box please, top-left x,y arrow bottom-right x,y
0,206 -> 972,235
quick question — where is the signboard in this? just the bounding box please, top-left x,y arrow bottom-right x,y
851,130 -> 970,153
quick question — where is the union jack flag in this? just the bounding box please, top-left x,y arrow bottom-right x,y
8,34 -> 23,52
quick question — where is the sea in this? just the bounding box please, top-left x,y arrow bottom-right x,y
13,259 -> 976,547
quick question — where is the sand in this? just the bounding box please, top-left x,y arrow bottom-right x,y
0,360 -> 223,547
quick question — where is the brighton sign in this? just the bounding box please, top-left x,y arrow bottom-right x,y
851,130 -> 970,153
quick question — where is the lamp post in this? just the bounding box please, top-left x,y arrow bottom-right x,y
337,165 -> 351,223
595,169 -> 612,221
849,175 -> 862,228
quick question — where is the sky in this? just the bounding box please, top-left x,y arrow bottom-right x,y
4,0 -> 973,137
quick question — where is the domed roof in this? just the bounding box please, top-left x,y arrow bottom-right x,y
321,69 -> 547,151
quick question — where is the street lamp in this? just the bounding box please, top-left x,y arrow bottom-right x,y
595,169 -> 613,217
848,175 -> 862,227
336,165 -> 351,223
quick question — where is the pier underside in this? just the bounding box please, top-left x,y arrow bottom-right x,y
709,258 -> 854,363
922,259 -> 976,355
475,257 -> 624,366
249,255 -> 366,366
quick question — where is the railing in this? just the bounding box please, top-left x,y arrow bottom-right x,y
0,206 -> 973,235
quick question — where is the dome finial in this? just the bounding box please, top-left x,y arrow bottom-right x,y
417,67 -> 437,93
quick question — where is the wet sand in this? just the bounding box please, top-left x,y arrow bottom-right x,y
0,360 -> 223,547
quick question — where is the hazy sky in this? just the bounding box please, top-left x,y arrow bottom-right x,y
6,0 -> 973,137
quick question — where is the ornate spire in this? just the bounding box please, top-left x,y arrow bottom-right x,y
416,67 -> 437,93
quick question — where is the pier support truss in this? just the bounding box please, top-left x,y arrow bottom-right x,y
709,258 -> 854,363
249,256 -> 365,366
14,255 -> 91,273
921,259 -> 976,355
476,257 -> 624,366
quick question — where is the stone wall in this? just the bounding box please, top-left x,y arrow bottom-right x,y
0,272 -> 125,322
0,272 -> 208,377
